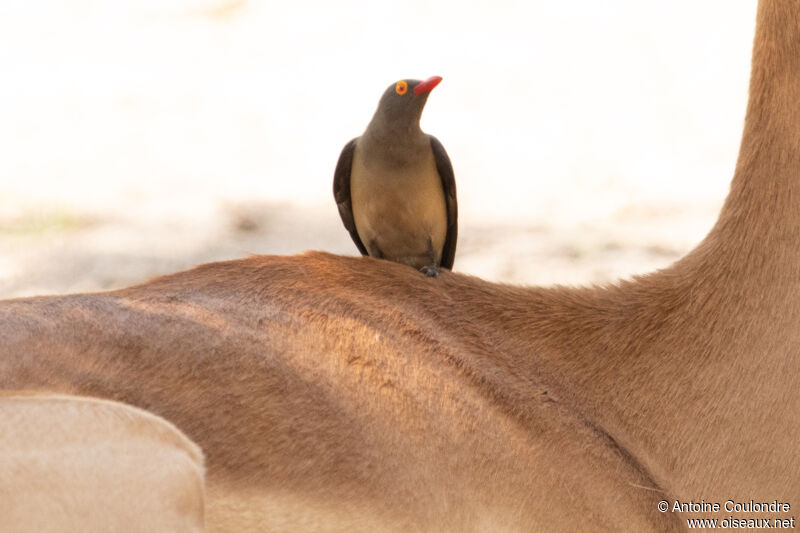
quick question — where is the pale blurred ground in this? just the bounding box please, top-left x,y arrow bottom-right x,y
0,0 -> 757,298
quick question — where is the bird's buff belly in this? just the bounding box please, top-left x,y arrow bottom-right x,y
351,182 -> 447,270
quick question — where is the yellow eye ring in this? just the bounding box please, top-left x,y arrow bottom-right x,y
395,81 -> 408,95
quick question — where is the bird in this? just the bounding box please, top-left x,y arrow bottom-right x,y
333,76 -> 457,278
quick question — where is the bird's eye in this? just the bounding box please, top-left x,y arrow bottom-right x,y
395,81 -> 408,95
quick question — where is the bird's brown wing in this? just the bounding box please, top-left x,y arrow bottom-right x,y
429,135 -> 458,270
333,138 -> 369,256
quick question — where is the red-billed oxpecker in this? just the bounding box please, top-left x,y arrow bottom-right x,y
333,76 -> 458,277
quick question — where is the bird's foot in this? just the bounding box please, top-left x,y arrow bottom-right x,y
420,265 -> 440,278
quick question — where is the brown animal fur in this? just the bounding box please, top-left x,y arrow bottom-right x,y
0,393 -> 205,533
0,1 -> 797,530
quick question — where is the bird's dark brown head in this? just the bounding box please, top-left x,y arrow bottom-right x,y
366,76 -> 442,136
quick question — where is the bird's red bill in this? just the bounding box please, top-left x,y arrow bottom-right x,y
414,76 -> 443,95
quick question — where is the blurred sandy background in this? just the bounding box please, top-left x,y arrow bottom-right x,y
0,0 -> 757,298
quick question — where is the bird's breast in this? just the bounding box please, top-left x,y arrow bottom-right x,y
349,143 -> 447,267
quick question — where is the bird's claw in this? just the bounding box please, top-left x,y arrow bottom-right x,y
420,265 -> 440,278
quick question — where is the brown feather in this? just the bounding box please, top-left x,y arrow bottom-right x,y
332,138 -> 368,256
